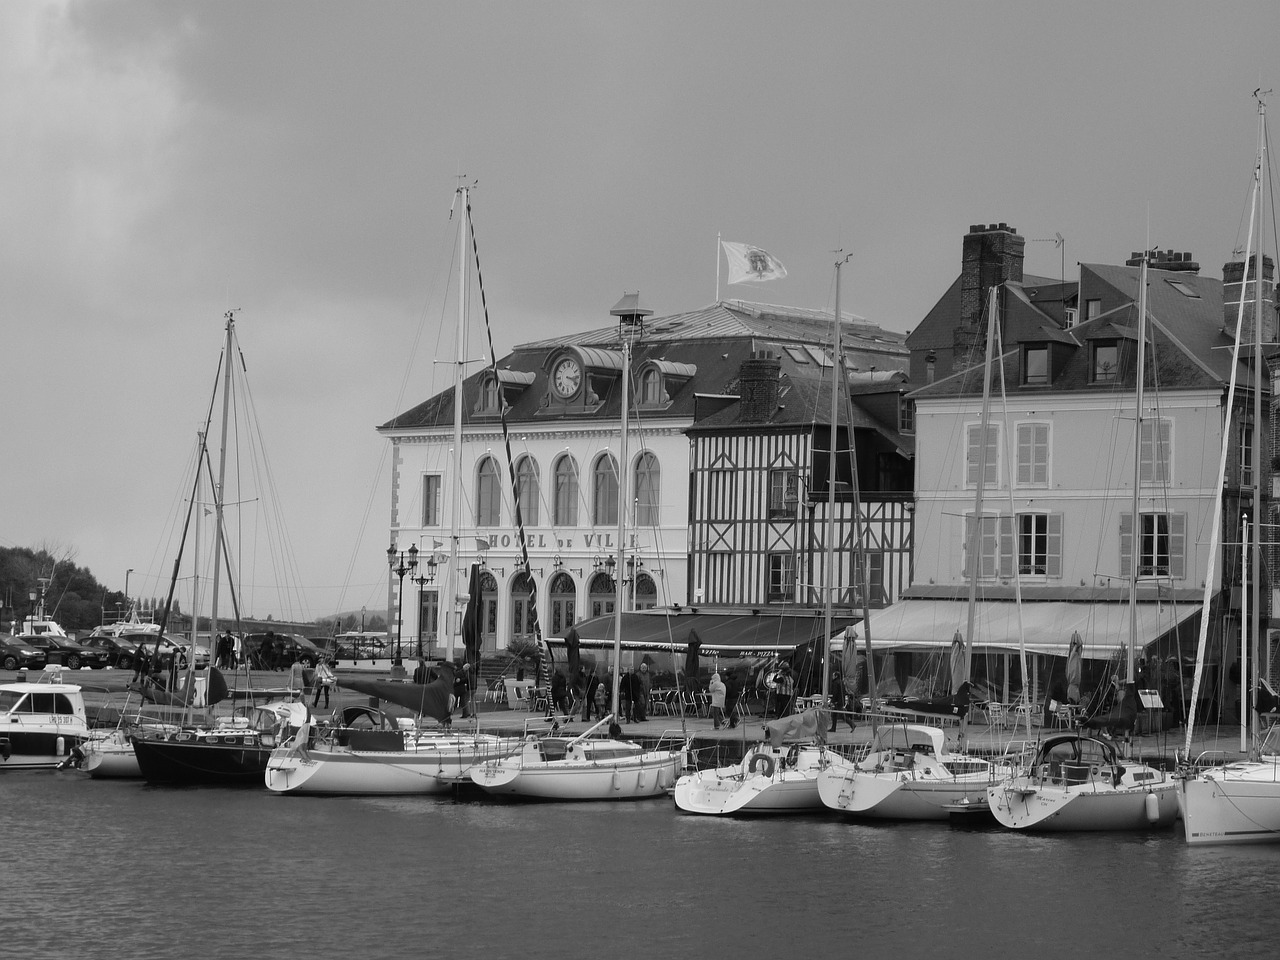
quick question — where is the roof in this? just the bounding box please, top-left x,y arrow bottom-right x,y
550,608 -> 858,654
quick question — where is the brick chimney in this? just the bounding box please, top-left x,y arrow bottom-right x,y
956,223 -> 1024,357
738,351 -> 781,423
1125,249 -> 1200,273
1223,254 -> 1277,345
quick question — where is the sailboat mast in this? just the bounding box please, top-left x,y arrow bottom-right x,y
207,311 -> 235,651
448,184 -> 469,659
1249,96 -> 1267,746
612,332 -> 632,716
822,257 -> 849,704
1128,257 -> 1149,686
963,288 -> 1000,683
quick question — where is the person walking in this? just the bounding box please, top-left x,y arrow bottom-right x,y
709,671 -> 727,730
313,657 -> 336,709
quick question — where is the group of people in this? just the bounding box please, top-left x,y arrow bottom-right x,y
569,662 -> 655,724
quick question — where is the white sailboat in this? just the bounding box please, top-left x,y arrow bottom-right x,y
1178,95 -> 1280,844
674,252 -> 857,817
468,294 -> 686,801
816,285 -> 1001,820
986,252 -> 1178,831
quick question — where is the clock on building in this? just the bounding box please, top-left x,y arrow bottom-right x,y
552,356 -> 582,398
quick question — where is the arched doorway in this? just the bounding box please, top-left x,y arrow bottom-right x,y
549,572 -> 576,636
479,570 -> 499,653
510,572 -> 538,645
588,571 -> 616,618
633,572 -> 657,610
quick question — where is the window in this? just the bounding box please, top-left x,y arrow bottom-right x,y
848,551 -> 886,607
962,513 -> 1001,580
514,456 -> 540,526
708,467 -> 734,521
549,572 -> 576,636
1139,419 -> 1172,485
593,454 -> 618,526
1120,512 -> 1187,579
767,552 -> 796,601
633,573 -> 657,610
1016,422 -> 1049,486
639,368 -> 662,405
966,424 -> 999,487
1016,512 -> 1062,577
804,345 -> 832,367
476,456 -> 502,527
1166,279 -> 1200,299
421,474 -> 441,527
783,345 -> 810,364
417,589 -> 438,655
478,377 -> 499,412
1023,346 -> 1049,385
1085,299 -> 1102,322
510,573 -> 537,638
899,396 -> 915,434
633,452 -> 660,526
1241,422 -> 1255,488
588,572 -> 616,618
1064,307 -> 1078,328
768,468 -> 798,516
553,454 -> 578,526
1092,342 -> 1118,382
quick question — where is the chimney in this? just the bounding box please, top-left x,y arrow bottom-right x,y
956,223 -> 1024,358
610,291 -> 653,337
1126,249 -> 1200,273
738,350 -> 782,423
1223,254 -> 1278,345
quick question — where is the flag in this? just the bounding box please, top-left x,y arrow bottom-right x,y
474,537 -> 491,552
722,241 -> 787,284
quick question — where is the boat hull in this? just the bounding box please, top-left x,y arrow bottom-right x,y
0,728 -> 87,770
674,767 -> 822,815
131,733 -> 272,786
987,777 -> 1179,831
817,764 -> 990,820
79,731 -> 141,778
470,751 -> 682,800
266,735 -> 522,795
1178,761 -> 1280,845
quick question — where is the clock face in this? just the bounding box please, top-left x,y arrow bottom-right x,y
553,357 -> 582,398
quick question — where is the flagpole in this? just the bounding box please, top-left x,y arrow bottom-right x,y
715,233 -> 721,304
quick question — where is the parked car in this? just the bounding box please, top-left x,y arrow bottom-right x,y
20,633 -> 113,670
242,632 -> 323,669
0,634 -> 48,671
82,631 -> 158,670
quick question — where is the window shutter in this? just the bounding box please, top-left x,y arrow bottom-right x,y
1119,512 -> 1132,577
1016,426 -> 1032,485
1046,513 -> 1063,578
1170,513 -> 1187,579
1033,424 -> 1049,484
998,516 -> 1015,578
962,514 -> 975,579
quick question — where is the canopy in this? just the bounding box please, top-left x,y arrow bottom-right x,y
860,600 -> 1199,659
549,609 -> 857,655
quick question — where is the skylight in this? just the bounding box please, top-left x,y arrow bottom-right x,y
1165,279 -> 1200,299
783,346 -> 809,363
803,345 -> 832,367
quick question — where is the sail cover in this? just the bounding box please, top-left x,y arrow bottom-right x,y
339,662 -> 455,723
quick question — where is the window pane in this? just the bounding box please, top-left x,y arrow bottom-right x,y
594,455 -> 618,526
554,455 -> 579,526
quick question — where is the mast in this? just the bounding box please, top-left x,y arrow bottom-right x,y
1128,255 -> 1149,695
207,312 -> 235,663
447,183 -> 469,660
611,331 -> 633,719
822,256 -> 850,705
1249,95 -> 1268,748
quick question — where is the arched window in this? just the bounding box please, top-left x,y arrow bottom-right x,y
553,454 -> 579,526
477,456 -> 502,527
639,368 -> 662,405
515,456 -> 540,526
549,572 -> 576,636
478,570 -> 499,653
588,571 -> 616,618
478,377 -> 499,412
510,572 -> 537,640
634,452 -> 660,527
593,454 -> 618,526
633,572 -> 657,610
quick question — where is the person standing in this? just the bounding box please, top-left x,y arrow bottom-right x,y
583,672 -> 600,721
724,668 -> 743,728
551,670 -> 570,715
709,671 -> 727,730
636,662 -> 652,722
313,657 -> 336,709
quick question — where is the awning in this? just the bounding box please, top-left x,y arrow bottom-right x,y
549,609 -> 857,655
859,599 -> 1200,659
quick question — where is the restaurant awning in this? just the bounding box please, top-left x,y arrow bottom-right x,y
549,609 -> 858,655
858,599 -> 1200,659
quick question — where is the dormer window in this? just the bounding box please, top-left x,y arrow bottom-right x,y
1023,345 -> 1049,386
475,369 -> 536,416
634,359 -> 696,410
898,396 -> 915,434
478,377 -> 499,413
1091,342 -> 1119,383
639,368 -> 662,405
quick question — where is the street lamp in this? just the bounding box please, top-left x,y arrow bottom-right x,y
387,542 -> 418,666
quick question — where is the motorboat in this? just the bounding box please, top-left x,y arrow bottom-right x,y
0,666 -> 89,769
986,732 -> 1178,831
816,723 -> 994,820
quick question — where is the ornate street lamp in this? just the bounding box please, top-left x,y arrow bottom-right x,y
410,553 -> 438,658
387,542 -> 418,666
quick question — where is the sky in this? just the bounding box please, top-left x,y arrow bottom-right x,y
5,0 -> 1280,623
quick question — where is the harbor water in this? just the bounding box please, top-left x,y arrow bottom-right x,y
3,770 -> 1277,960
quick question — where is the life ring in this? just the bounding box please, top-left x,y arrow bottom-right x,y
786,744 -> 802,768
746,751 -> 776,778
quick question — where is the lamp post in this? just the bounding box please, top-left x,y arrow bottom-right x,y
410,554 -> 438,658
387,543 -> 418,667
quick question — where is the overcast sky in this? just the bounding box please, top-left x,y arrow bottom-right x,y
6,0 -> 1280,622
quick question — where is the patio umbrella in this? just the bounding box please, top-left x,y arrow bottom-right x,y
1066,631 -> 1083,703
461,563 -> 483,664
564,626 -> 581,676
684,630 -> 702,682
949,631 -> 967,694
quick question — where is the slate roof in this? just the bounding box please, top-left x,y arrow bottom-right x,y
379,300 -> 908,432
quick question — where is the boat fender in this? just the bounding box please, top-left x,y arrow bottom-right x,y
746,752 -> 775,778
0,739 -> 9,761
56,736 -> 65,757
1145,791 -> 1160,824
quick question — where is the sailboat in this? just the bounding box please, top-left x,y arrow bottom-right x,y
131,313 -> 306,787
1178,95 -> 1280,844
468,292 -> 686,801
673,253 -> 858,817
815,285 -> 1002,820
986,252 -> 1179,831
